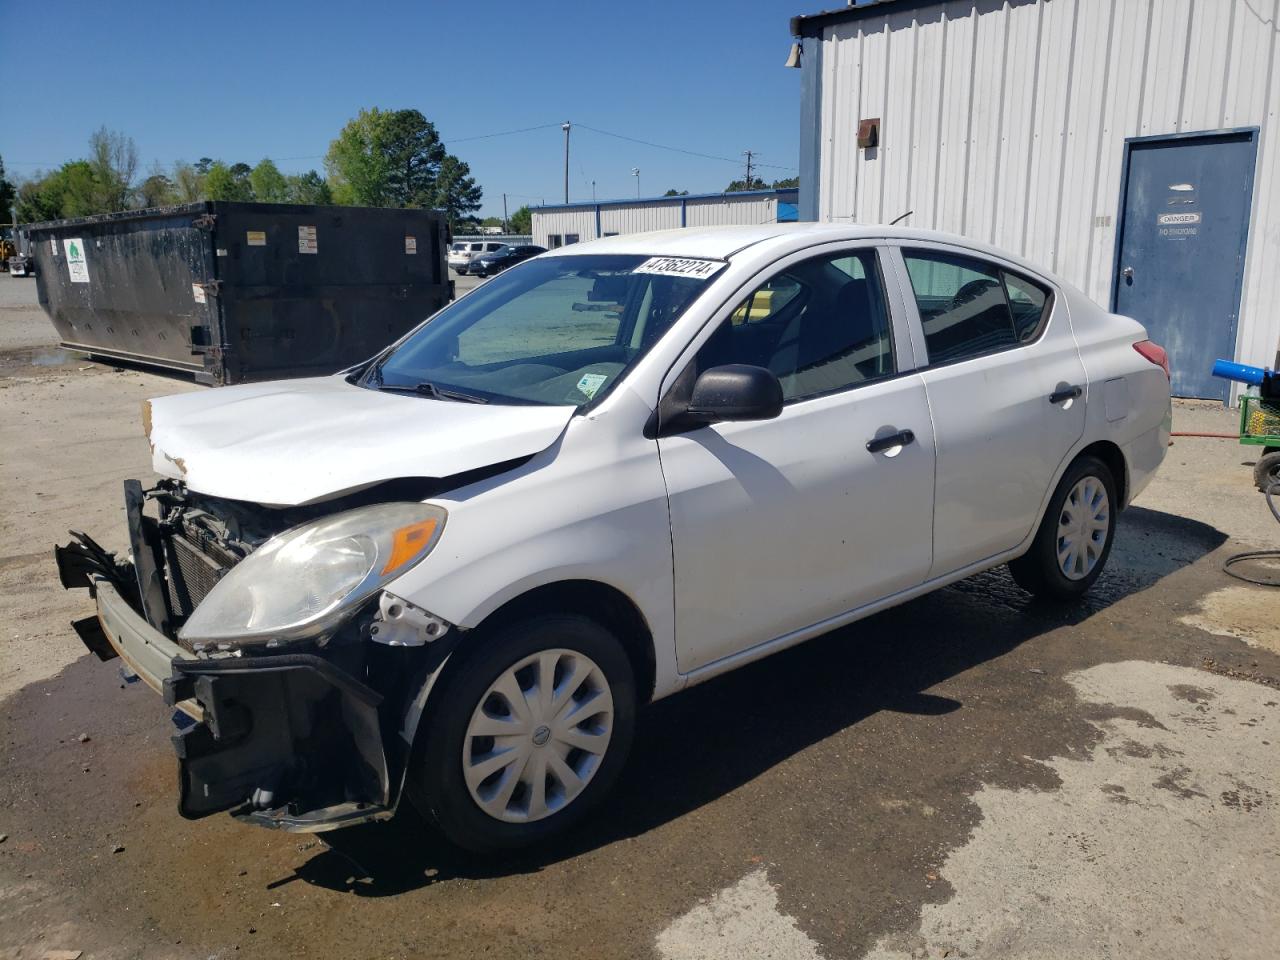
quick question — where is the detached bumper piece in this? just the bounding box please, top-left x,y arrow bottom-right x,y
166,654 -> 395,832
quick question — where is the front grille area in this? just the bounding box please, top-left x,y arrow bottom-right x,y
163,531 -> 233,620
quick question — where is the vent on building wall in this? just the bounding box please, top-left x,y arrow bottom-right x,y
857,118 -> 880,149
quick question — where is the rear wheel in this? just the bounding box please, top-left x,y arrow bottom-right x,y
1009,454 -> 1117,600
409,614 -> 636,854
1254,450 -> 1280,493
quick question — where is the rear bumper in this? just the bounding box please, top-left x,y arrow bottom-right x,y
1122,405 -> 1172,505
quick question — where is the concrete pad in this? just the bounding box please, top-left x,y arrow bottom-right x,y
863,661 -> 1278,960
657,868 -> 823,960
1181,584 -> 1280,654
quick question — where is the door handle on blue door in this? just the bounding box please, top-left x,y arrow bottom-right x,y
1049,385 -> 1083,404
866,429 -> 915,454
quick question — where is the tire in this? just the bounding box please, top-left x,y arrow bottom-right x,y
1254,451 -> 1280,493
409,614 -> 636,854
1008,454 -> 1118,601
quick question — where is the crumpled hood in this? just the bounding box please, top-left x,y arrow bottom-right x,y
143,376 -> 576,506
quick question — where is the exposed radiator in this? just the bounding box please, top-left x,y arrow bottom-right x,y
163,531 -> 231,620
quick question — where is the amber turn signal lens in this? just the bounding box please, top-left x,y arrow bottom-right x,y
381,518 -> 440,575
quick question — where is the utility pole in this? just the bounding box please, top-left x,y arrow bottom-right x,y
502,193 -> 509,233
562,122 -> 571,204
743,150 -> 755,189
632,167 -> 640,198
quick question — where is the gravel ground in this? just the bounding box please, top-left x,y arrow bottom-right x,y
0,275 -> 51,352
0,284 -> 1277,960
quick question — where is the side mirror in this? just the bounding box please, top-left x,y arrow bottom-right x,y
686,364 -> 783,423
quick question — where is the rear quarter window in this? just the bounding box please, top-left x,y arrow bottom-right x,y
903,250 -> 1053,365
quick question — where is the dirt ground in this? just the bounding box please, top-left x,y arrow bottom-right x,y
1,272 -> 1278,960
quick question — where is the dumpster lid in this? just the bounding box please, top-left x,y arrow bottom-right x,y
143,376 -> 576,507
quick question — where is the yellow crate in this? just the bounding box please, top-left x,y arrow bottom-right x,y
1242,397 -> 1280,440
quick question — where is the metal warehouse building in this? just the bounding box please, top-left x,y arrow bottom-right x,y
792,0 -> 1280,401
531,188 -> 799,250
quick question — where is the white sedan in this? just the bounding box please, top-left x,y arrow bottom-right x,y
58,224 -> 1171,853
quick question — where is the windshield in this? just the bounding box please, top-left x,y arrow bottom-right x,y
363,254 -> 722,406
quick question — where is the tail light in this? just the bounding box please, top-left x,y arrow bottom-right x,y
1134,340 -> 1170,380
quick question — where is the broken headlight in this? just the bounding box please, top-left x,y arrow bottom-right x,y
178,502 -> 446,648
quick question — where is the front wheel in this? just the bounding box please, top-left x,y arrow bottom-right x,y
1009,454 -> 1118,601
409,614 -> 636,854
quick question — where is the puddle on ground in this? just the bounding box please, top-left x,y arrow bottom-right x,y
0,346 -> 84,375
1181,584 -> 1280,654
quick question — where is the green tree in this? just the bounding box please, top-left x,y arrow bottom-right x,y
325,107 -> 481,217
14,161 -> 99,221
0,156 -> 15,218
434,154 -> 482,229
285,170 -> 333,205
171,161 -> 204,202
508,204 -> 532,234
87,126 -> 138,212
138,168 -> 177,207
325,108 -> 396,206
249,158 -> 289,202
205,161 -> 254,201
381,109 -> 446,206
772,176 -> 799,189
662,188 -> 688,197
725,176 -> 767,193
15,175 -> 62,223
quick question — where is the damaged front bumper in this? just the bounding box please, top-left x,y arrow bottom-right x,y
63,571 -> 404,833
55,482 -> 458,835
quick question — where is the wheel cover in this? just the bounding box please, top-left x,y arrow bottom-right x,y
1056,475 -> 1110,581
462,648 -> 614,823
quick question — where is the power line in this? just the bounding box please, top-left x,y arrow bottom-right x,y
574,123 -> 797,171
450,122 -> 564,144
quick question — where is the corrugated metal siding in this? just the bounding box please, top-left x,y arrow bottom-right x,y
600,203 -> 682,235
686,195 -> 779,226
532,193 -> 788,245
815,0 -> 1280,374
532,209 -> 597,248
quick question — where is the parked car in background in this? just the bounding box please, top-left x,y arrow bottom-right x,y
457,243 -> 509,275
449,241 -> 506,274
57,224 -> 1170,855
470,244 -> 547,278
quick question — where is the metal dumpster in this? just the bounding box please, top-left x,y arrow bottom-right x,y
26,202 -> 452,384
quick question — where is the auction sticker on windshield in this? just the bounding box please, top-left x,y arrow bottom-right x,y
633,257 -> 725,280
576,372 -> 608,399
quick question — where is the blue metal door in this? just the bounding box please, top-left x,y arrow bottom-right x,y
1113,130 -> 1257,400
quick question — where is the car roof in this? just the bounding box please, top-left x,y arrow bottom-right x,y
547,223 -> 1060,281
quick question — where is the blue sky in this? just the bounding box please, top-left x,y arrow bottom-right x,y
1,0 -> 806,216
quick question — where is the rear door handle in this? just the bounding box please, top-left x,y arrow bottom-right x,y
1049,385 -> 1083,404
866,429 -> 915,454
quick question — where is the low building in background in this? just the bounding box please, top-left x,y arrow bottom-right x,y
531,188 -> 799,250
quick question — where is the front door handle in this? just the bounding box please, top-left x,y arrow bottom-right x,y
1049,385 -> 1083,404
866,429 -> 915,454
